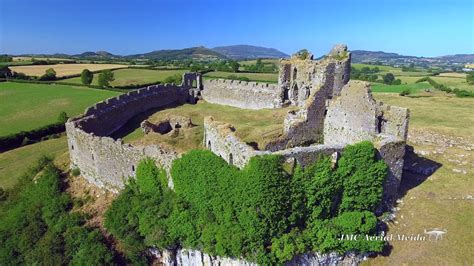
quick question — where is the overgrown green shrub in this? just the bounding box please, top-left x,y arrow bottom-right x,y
399,89 -> 411,96
105,142 -> 388,264
0,160 -> 114,265
71,168 -> 80,177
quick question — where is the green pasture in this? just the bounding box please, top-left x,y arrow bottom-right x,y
0,136 -> 68,189
0,82 -> 120,136
63,68 -> 187,86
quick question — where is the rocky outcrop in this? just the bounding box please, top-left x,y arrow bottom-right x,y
153,248 -> 366,266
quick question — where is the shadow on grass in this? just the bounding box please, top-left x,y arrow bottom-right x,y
375,145 -> 442,258
110,102 -> 183,140
398,145 -> 442,198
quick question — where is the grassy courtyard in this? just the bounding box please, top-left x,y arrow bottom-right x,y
0,82 -> 120,136
120,101 -> 296,152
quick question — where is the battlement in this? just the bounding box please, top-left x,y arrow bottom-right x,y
66,78 -> 200,191
84,84 -> 185,117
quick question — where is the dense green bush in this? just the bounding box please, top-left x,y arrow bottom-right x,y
0,160 -> 114,265
105,142 -> 388,264
416,77 -> 474,98
98,69 -> 115,88
163,73 -> 183,85
80,69 -> 93,85
39,68 -> 57,81
467,72 -> 474,85
399,88 -> 411,96
0,121 -> 65,152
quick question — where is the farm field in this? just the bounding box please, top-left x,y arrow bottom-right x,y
366,93 -> 474,265
204,71 -> 278,83
353,63 -> 473,92
63,68 -> 187,87
0,136 -> 68,189
10,63 -> 127,77
371,82 -> 431,93
0,82 -> 120,136
119,101 -> 297,152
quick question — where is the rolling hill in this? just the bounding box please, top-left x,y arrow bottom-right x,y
212,45 -> 289,59
128,46 -> 227,61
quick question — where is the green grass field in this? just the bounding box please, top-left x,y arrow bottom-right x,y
238,59 -> 280,66
0,82 -> 120,136
371,82 -> 432,93
63,68 -> 187,87
353,63 -> 473,93
367,93 -> 474,265
0,136 -> 68,189
203,71 -> 278,83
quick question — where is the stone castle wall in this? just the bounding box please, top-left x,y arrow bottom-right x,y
203,117 -> 258,168
66,83 -> 193,192
265,49 -> 352,151
203,79 -> 408,203
201,79 -> 284,109
323,81 -> 410,146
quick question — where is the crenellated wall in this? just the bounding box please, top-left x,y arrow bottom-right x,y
201,79 -> 284,109
66,82 -> 196,192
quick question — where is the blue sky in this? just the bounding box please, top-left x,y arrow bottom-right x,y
0,0 -> 472,57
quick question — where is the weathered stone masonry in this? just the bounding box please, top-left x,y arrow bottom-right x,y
66,83 -> 195,192
201,79 -> 284,109
66,44 -> 410,265
67,44 -> 409,204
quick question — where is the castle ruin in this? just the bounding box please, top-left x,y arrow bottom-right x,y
66,44 -> 409,204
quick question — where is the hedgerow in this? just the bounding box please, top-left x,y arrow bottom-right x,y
105,141 -> 387,264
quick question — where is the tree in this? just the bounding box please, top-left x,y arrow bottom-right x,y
163,74 -> 182,84
383,73 -> 395,85
229,61 -> 240,72
57,111 -> 69,123
97,70 -> 114,88
39,68 -> 56,81
0,66 -> 13,78
467,72 -> 474,85
80,69 -> 93,85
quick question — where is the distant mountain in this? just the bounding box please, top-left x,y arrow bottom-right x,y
212,45 -> 289,60
74,51 -> 119,58
351,50 -> 474,65
435,54 -> 474,64
350,50 -> 415,63
128,46 -> 227,61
